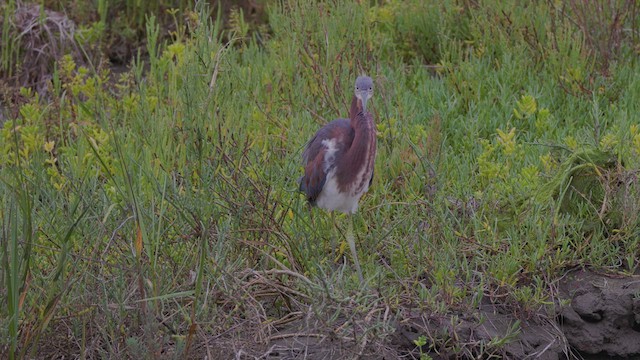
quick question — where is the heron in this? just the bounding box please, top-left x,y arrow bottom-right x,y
298,75 -> 376,283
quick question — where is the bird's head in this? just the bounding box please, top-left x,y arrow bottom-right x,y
354,76 -> 374,113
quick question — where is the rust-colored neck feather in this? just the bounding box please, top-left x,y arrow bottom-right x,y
336,95 -> 376,192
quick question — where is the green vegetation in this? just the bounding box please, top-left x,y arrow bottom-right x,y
1,0 -> 639,358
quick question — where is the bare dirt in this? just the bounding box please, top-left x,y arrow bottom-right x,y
391,305 -> 566,359
216,268 -> 640,359
395,269 -> 640,359
558,269 -> 640,359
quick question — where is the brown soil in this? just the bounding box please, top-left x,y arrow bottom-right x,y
13,269 -> 640,358
558,269 -> 640,359
391,305 -> 566,359
214,268 -> 640,359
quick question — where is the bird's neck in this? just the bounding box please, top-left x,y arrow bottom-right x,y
335,96 -> 376,193
349,95 -> 363,121
348,95 -> 374,131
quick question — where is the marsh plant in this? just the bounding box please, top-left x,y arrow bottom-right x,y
1,0 -> 639,358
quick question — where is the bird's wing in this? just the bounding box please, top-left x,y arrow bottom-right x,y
300,119 -> 353,203
300,151 -> 327,203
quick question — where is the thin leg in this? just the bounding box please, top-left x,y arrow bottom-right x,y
330,211 -> 338,261
308,204 -> 315,228
346,214 -> 364,283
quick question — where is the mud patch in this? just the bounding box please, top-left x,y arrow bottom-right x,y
392,303 -> 566,360
31,269 -> 640,359
209,303 -> 567,360
227,269 -> 640,359
558,269 -> 640,358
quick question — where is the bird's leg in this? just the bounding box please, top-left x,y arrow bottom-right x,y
346,214 -> 364,284
330,211 -> 338,260
308,203 -> 315,227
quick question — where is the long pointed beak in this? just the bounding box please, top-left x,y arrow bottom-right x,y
361,96 -> 368,113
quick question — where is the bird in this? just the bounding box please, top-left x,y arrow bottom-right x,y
298,75 -> 376,283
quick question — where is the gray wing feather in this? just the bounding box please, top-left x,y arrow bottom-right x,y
302,119 -> 352,165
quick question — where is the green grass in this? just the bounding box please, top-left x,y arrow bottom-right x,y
1,0 -> 640,358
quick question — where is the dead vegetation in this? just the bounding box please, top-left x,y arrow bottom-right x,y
1,4 -> 79,93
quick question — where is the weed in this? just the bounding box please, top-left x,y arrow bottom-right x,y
2,0 -> 640,358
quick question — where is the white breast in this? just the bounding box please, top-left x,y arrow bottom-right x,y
314,138 -> 373,214
316,170 -> 360,213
